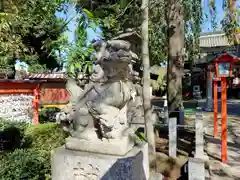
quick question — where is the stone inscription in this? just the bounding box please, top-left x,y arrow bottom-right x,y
0,94 -> 34,123
73,162 -> 100,180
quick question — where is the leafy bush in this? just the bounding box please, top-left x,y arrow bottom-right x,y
135,131 -> 147,142
0,121 -> 68,179
0,120 -> 28,133
24,123 -> 68,150
39,107 -> 61,123
151,66 -> 167,96
0,120 -> 29,152
0,149 -> 50,180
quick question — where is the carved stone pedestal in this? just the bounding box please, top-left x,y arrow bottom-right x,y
51,143 -> 149,180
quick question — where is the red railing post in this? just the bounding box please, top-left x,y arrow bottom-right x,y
33,86 -> 40,124
221,77 -> 227,163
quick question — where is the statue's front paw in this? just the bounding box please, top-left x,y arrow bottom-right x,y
72,128 -> 99,141
123,128 -> 135,137
56,112 -> 67,124
105,131 -> 117,139
99,118 -> 113,128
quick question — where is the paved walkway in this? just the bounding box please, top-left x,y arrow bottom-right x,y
198,99 -> 240,180
203,114 -> 240,180
179,99 -> 240,179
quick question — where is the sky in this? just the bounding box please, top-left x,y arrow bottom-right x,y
55,4 -> 99,43
201,0 -> 225,32
202,0 -> 240,32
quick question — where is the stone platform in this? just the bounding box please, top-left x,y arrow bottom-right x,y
65,136 -> 135,156
52,143 -> 149,180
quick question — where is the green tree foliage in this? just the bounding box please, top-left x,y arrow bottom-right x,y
184,0 -> 203,67
76,0 -> 202,65
77,0 -> 166,64
209,0 -> 239,44
0,0 -> 69,71
67,13 -> 95,78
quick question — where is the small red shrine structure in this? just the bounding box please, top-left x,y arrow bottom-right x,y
27,73 -> 70,106
211,52 -> 239,163
0,80 -> 43,124
0,73 -> 70,125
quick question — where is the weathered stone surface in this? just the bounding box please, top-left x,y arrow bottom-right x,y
195,107 -> 204,158
194,108 -> 209,161
149,173 -> 163,180
52,143 -> 149,180
65,136 -> 135,156
0,94 -> 33,123
169,117 -> 177,157
188,157 -> 205,180
56,31 -> 143,155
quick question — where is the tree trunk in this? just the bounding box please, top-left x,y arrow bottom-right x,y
166,0 -> 184,112
0,0 -> 3,12
141,0 -> 156,171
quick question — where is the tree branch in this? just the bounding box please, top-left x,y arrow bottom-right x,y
116,0 -> 134,19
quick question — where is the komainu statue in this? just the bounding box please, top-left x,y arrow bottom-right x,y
56,32 -> 145,155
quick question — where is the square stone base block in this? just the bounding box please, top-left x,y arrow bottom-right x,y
52,143 -> 149,180
65,136 -> 135,156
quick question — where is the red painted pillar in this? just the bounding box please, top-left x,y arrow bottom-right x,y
33,86 -> 40,124
213,79 -> 218,137
221,77 -> 227,163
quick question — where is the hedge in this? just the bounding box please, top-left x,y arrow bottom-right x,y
39,107 -> 61,123
0,120 -> 28,152
24,122 -> 67,150
0,120 -> 68,180
0,149 -> 50,180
